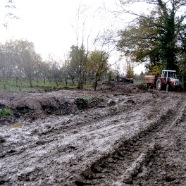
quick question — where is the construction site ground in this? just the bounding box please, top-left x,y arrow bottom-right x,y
0,85 -> 186,186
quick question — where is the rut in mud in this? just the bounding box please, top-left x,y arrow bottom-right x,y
0,90 -> 185,186
75,96 -> 186,186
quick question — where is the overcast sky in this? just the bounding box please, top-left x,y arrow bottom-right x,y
0,0 -> 117,57
0,0 -> 147,74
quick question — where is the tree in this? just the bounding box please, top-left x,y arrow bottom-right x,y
49,63 -> 62,86
37,61 -> 50,85
68,45 -> 87,89
126,62 -> 134,78
118,0 -> 186,71
61,62 -> 69,85
87,50 -> 109,91
0,39 -> 42,90
178,30 -> 186,89
0,43 -> 14,90
13,40 -> 39,87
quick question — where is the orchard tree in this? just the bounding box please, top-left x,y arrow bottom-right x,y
44,56 -> 63,86
64,59 -> 76,85
2,39 -> 42,89
87,50 -> 109,91
126,62 -> 134,78
37,61 -> 50,84
0,43 -> 15,90
61,61 -> 69,85
13,40 -> 39,87
68,45 -> 87,89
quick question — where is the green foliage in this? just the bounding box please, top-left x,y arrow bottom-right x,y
118,0 -> 186,72
87,50 -> 109,90
149,65 -> 163,76
126,63 -> 134,78
68,45 -> 87,89
0,108 -> 12,117
0,80 -> 94,92
88,51 -> 109,72
0,80 -> 60,92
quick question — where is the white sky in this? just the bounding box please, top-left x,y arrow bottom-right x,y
0,0 -> 147,74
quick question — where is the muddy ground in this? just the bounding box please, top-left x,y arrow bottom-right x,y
0,85 -> 186,186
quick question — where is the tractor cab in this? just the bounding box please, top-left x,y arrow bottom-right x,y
161,70 -> 178,84
157,70 -> 180,90
161,70 -> 177,79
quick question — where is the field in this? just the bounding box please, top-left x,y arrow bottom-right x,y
0,85 -> 186,185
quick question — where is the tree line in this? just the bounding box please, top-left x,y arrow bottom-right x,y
2,0 -> 186,90
0,39 -> 117,91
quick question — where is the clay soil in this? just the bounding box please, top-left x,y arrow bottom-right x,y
0,86 -> 186,186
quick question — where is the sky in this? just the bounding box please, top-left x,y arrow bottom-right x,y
0,0 -> 147,74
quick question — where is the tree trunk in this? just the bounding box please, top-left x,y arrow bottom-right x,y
16,77 -> 18,86
19,80 -> 22,92
55,81 -> 59,86
93,73 -> 99,91
78,73 -> 84,89
3,83 -> 7,91
71,77 -> 74,85
29,78 -> 33,88
78,79 -> 83,89
63,76 -> 68,85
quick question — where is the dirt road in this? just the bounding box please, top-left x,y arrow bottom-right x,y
0,89 -> 186,185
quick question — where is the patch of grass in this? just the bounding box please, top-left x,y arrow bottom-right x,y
83,84 -> 93,89
82,96 -> 92,100
0,108 -> 13,117
63,85 -> 77,89
0,81 -> 94,92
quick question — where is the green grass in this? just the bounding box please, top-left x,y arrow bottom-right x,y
83,84 -> 93,89
0,108 -> 13,117
0,81 -> 61,92
0,80 -> 93,92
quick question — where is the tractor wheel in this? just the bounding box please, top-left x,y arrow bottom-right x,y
156,79 -> 162,90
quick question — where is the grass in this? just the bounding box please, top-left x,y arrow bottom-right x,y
0,80 -> 94,92
0,108 -> 13,117
0,81 -> 63,92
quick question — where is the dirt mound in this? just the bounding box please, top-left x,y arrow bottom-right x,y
0,91 -> 106,125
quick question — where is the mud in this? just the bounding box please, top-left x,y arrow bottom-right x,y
0,88 -> 186,186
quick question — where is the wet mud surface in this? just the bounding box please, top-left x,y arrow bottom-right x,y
0,88 -> 186,185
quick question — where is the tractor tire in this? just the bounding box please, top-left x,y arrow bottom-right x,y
156,79 -> 162,90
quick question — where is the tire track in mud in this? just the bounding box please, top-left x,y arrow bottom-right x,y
133,101 -> 186,186
0,92 -> 184,186
73,97 -> 186,186
0,94 -> 155,186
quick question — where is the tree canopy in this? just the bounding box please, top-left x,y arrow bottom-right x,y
87,50 -> 109,90
118,0 -> 186,73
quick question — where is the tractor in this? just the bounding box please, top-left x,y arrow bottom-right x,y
144,70 -> 180,91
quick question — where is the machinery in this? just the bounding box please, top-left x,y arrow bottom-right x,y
144,70 -> 180,91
